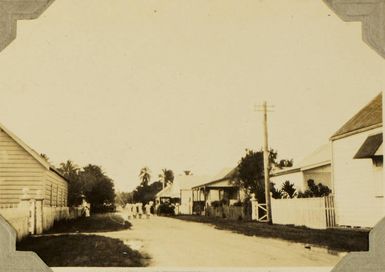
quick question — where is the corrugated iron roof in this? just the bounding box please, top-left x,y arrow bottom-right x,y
331,93 -> 382,140
298,143 -> 331,170
192,167 -> 238,189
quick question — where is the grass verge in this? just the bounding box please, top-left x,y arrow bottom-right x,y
46,213 -> 131,233
17,234 -> 149,267
174,215 -> 369,252
16,213 -> 149,267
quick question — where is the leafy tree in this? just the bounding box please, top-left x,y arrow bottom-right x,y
132,180 -> 163,204
277,159 -> 294,169
79,164 -> 115,212
280,181 -> 297,198
297,179 -> 332,198
234,149 -> 280,202
58,161 -> 116,211
234,149 -> 292,202
139,167 -> 151,186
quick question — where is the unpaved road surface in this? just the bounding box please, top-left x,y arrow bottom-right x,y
102,215 -> 343,267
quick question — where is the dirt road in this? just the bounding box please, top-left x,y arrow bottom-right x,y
102,215 -> 343,267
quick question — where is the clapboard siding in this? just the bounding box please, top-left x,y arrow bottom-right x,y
0,127 -> 68,207
332,127 -> 384,227
43,171 -> 67,207
0,129 -> 45,204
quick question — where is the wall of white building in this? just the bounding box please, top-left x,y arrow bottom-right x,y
332,127 -> 384,228
303,164 -> 332,189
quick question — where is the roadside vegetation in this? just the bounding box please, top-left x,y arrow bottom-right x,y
174,215 -> 369,252
45,213 -> 130,233
17,235 -> 149,267
17,214 -> 150,267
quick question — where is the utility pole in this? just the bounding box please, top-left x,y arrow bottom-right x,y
256,101 -> 273,224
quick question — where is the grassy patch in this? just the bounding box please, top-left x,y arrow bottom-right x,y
17,234 -> 149,267
174,215 -> 369,252
46,213 -> 131,233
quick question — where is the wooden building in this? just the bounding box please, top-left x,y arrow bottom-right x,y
331,93 -> 383,228
192,168 -> 244,207
0,123 -> 68,207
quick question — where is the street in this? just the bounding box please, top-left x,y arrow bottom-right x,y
101,215 -> 343,267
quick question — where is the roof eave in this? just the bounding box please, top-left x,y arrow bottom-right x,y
49,167 -> 69,183
300,161 -> 331,171
330,123 -> 382,141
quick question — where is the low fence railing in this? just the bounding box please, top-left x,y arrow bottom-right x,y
206,205 -> 251,221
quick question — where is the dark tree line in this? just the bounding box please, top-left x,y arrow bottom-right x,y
58,160 -> 115,212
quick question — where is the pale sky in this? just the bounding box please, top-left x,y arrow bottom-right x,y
0,0 -> 384,191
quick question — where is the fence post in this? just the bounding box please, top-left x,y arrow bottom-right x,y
19,188 -> 35,235
251,194 -> 258,221
35,190 -> 44,235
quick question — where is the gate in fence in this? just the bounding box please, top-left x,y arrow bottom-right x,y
324,195 -> 336,228
251,195 -> 269,222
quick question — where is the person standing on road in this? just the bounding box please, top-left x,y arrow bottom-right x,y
132,203 -> 138,219
145,202 -> 152,219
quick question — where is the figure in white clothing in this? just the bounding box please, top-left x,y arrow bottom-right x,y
144,203 -> 152,219
132,203 -> 138,219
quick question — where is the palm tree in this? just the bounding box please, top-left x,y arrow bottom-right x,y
58,160 -> 80,206
58,160 -> 79,179
139,167 -> 151,186
159,168 -> 174,188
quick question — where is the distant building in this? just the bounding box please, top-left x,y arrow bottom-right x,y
0,123 -> 68,207
192,168 -> 245,208
155,175 -> 209,214
331,93 -> 383,228
271,143 -> 332,193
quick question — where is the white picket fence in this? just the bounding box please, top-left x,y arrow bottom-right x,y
271,196 -> 336,229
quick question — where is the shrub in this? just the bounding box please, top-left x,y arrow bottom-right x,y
193,201 -> 205,214
270,182 -> 282,199
280,181 -> 297,199
297,179 -> 332,198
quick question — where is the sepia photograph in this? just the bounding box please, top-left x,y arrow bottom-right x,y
0,0 -> 384,271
